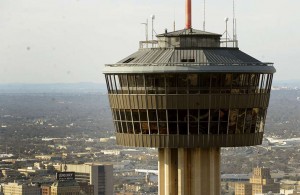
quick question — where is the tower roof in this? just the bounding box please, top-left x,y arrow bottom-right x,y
157,28 -> 221,37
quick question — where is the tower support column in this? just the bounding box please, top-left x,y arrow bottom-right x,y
159,147 -> 220,195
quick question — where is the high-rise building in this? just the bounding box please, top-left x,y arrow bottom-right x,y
60,163 -> 113,195
250,167 -> 280,194
103,0 -> 275,194
2,182 -> 41,195
235,167 -> 280,195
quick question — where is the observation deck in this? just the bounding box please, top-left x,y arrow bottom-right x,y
103,28 -> 275,148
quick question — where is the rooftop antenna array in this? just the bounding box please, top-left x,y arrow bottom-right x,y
233,0 -> 238,47
203,0 -> 206,31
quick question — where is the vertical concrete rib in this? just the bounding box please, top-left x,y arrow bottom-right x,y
159,148 -> 220,195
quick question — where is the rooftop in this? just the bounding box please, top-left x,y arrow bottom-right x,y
156,28 -> 222,37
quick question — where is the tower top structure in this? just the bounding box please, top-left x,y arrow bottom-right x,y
103,1 -> 275,194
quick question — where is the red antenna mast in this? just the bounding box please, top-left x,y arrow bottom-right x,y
186,0 -> 192,29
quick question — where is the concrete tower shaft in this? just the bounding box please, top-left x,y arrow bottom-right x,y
159,148 -> 220,195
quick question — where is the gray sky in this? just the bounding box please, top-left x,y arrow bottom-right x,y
0,0 -> 299,84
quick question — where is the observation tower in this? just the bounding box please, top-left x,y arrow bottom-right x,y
103,0 -> 276,194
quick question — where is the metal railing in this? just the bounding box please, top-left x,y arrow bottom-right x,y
106,62 -> 274,67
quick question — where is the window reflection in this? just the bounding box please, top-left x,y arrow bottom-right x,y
112,108 -> 266,135
106,73 -> 272,95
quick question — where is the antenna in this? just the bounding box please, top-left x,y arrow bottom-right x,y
224,17 -> 229,47
203,0 -> 206,31
233,0 -> 235,47
173,8 -> 176,31
186,0 -> 192,29
150,14 -> 155,47
232,0 -> 238,47
141,19 -> 149,47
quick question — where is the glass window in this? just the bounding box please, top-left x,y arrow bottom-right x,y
166,75 -> 177,94
168,110 -> 177,122
132,110 -> 139,121
127,122 -> 134,134
157,110 -> 167,121
178,110 -> 188,122
168,122 -> 177,134
148,110 -> 157,121
115,75 -> 121,94
119,75 -> 129,94
107,75 -> 114,94
189,122 -> 198,134
177,74 -> 187,94
178,122 -> 187,134
199,122 -> 208,134
150,122 -> 158,134
135,74 -> 145,94
111,75 -> 118,94
228,109 -> 238,134
114,109 -> 120,120
140,110 -> 148,121
145,74 -> 156,94
127,75 -> 136,94
122,122 -> 128,133
199,109 -> 209,121
251,108 -> 259,133
105,75 -> 111,93
117,122 -> 122,133
237,109 -> 246,134
209,122 -> 219,134
159,122 -> 168,134
141,122 -> 149,134
244,108 -> 253,133
114,121 -> 119,133
120,110 -> 125,120
210,109 -> 220,122
125,110 -> 132,121
188,74 -> 199,94
134,122 -> 141,134
155,74 -> 165,94
199,74 -> 210,94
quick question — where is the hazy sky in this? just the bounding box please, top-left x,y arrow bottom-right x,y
0,0 -> 299,84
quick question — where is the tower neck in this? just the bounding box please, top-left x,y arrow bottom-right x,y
186,0 -> 192,29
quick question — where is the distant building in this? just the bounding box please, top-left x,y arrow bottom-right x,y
235,167 -> 280,195
60,163 -> 113,195
235,183 -> 252,195
41,185 -> 51,195
2,182 -> 41,195
1,169 -> 20,178
78,182 -> 94,195
250,167 -> 280,194
50,172 -> 80,195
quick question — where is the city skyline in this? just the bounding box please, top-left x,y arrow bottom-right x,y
0,0 -> 299,84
